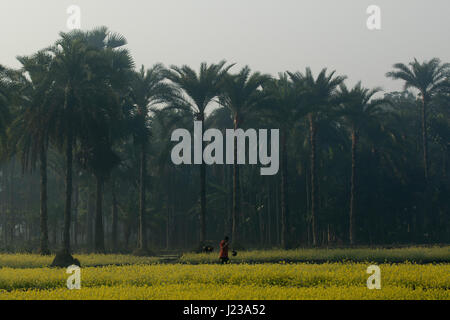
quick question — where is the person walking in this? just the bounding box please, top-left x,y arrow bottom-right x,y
219,236 -> 230,264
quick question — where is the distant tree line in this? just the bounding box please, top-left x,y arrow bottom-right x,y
0,27 -> 448,264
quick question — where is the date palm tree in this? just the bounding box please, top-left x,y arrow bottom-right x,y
288,68 -> 346,246
219,66 -> 270,247
129,64 -> 175,254
166,61 -> 233,246
337,82 -> 385,245
9,52 -> 58,255
262,73 -> 308,248
386,58 -> 450,181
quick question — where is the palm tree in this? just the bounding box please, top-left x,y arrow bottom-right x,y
166,61 -> 233,246
129,64 -> 175,254
262,73 -> 307,248
289,68 -> 346,246
47,33 -> 90,265
386,58 -> 450,181
219,66 -> 270,247
45,28 -> 119,265
9,52 -> 57,255
77,27 -> 134,253
43,27 -> 134,262
337,82 -> 385,245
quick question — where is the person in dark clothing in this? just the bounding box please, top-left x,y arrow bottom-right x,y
219,236 -> 230,264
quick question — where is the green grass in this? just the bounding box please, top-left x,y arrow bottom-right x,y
180,246 -> 450,264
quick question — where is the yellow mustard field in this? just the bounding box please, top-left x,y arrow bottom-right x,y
0,254 -> 160,269
0,263 -> 448,300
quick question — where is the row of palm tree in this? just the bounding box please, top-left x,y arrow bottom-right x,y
0,27 -> 448,264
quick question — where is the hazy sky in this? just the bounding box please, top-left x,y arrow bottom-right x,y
1,0 -> 449,92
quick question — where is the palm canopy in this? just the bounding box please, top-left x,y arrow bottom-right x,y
219,66 -> 271,124
288,67 -> 346,114
45,27 -> 134,150
129,64 -> 176,144
261,72 -> 308,129
337,82 -> 386,131
386,58 -> 450,99
75,28 -> 134,180
0,65 -> 13,151
9,51 -> 59,170
386,58 -> 450,181
166,60 -> 234,118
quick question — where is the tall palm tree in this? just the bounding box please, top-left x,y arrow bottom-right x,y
289,68 -> 346,246
46,32 -> 91,265
166,61 -> 233,246
337,82 -> 385,245
262,73 -> 307,248
77,27 -> 134,253
219,66 -> 270,247
129,64 -> 175,254
43,27 -> 134,262
386,58 -> 450,181
9,52 -> 57,255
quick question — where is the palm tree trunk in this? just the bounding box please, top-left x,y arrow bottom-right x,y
62,125 -> 73,254
111,180 -> 118,251
421,96 -> 429,181
199,113 -> 207,245
349,128 -> 358,246
309,114 -> 318,246
421,95 -> 430,241
138,142 -> 147,250
166,169 -> 171,250
87,188 -> 94,250
94,175 -> 105,253
232,114 -> 239,247
73,178 -> 79,248
39,144 -> 50,255
280,130 -> 288,249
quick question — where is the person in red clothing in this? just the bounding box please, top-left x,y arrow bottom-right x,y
219,236 -> 230,264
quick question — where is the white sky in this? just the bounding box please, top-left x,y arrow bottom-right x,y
1,0 -> 449,93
